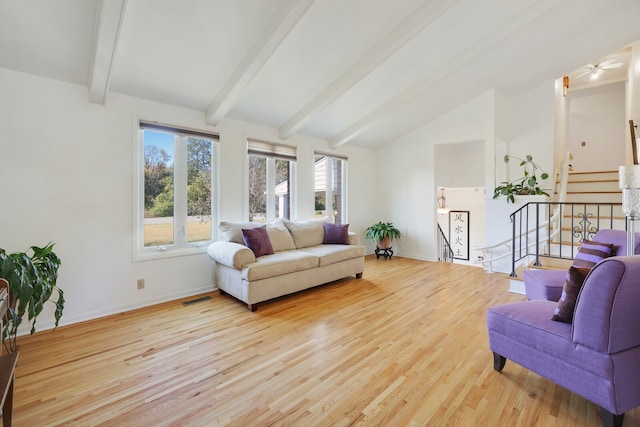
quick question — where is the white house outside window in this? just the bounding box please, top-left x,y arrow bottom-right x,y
314,152 -> 347,224
247,139 -> 296,222
134,121 -> 218,260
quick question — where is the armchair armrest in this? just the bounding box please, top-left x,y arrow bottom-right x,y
207,241 -> 256,270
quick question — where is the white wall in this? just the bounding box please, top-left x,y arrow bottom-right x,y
377,91 -> 496,261
0,67 -> 377,332
627,41 -> 640,163
434,141 -> 484,187
567,82 -> 626,171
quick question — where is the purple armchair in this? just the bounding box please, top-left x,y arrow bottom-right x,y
487,256 -> 640,427
524,229 -> 640,301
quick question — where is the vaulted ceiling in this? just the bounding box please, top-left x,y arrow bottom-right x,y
1,0 -> 640,148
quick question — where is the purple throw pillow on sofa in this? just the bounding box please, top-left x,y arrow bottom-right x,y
323,223 -> 350,245
242,225 -> 274,257
551,266 -> 591,323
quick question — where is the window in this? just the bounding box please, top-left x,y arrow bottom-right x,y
134,121 -> 217,259
247,139 -> 296,222
314,153 -> 347,224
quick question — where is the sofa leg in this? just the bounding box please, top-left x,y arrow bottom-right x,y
356,272 -> 363,279
493,352 -> 506,372
601,408 -> 624,427
248,303 -> 258,312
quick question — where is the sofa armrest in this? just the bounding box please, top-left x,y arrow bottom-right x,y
207,241 -> 256,269
348,232 -> 360,245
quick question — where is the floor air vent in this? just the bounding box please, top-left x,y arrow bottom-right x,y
182,296 -> 212,306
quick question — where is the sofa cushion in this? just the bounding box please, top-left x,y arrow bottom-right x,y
551,266 -> 591,323
242,225 -> 274,257
266,219 -> 296,252
323,223 -> 350,245
242,250 -> 319,281
523,269 -> 567,301
298,244 -> 365,267
572,239 -> 615,269
284,217 -> 327,248
219,221 -> 261,244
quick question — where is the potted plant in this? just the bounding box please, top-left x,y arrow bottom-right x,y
0,242 -> 64,352
493,154 -> 550,203
365,221 -> 401,249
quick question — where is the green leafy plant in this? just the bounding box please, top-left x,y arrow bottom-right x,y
0,243 -> 64,353
365,222 -> 402,245
493,155 -> 550,203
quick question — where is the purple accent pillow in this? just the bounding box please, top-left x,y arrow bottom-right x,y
572,239 -> 615,269
552,266 -> 591,323
322,223 -> 349,245
242,225 -> 274,257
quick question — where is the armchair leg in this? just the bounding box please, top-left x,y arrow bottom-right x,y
601,408 -> 624,427
493,352 -> 506,372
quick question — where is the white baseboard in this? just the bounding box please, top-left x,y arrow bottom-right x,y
16,284 -> 216,337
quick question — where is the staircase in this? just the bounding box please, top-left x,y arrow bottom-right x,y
553,170 -> 623,242
509,169 -> 623,295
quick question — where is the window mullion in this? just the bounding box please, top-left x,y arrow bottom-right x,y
174,136 -> 188,247
266,158 -> 276,222
340,160 -> 347,223
324,157 -> 333,222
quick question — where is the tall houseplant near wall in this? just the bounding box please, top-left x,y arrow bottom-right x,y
0,243 -> 65,353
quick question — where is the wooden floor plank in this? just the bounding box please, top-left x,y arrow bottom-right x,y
10,255 -> 640,426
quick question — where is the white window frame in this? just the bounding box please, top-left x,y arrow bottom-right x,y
133,120 -> 218,261
246,139 -> 297,222
315,152 -> 348,224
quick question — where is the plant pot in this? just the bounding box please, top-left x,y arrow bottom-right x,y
377,237 -> 391,249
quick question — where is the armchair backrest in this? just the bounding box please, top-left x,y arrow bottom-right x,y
592,229 -> 640,256
572,256 -> 640,354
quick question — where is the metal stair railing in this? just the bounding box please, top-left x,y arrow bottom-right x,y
474,224 -> 549,273
437,223 -> 454,262
509,201 -> 623,277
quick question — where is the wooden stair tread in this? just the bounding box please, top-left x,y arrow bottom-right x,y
557,178 -> 618,184
513,258 -> 572,280
568,170 -> 618,175
565,190 -> 621,194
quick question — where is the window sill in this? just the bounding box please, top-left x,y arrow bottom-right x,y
133,244 -> 209,262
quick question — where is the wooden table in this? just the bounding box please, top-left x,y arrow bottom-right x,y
0,351 -> 17,426
0,282 -> 16,426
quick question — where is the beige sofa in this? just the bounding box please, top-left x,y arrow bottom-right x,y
207,218 -> 365,311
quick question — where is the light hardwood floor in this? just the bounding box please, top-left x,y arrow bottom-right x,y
11,256 -> 640,426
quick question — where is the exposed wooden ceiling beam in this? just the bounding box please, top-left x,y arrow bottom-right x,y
88,0 -> 127,105
330,0 -> 560,147
205,0 -> 315,126
278,0 -> 457,140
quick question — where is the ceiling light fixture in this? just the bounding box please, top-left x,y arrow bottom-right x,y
590,68 -> 604,81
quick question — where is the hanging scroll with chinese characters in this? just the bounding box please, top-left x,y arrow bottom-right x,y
449,210 -> 469,260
